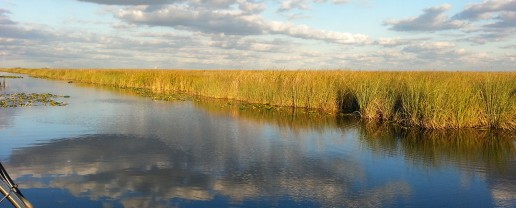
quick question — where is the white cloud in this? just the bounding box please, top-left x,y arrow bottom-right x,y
78,0 -> 174,5
278,0 -> 310,12
374,37 -> 426,47
402,41 -> 458,59
0,9 -> 15,24
79,0 -> 267,12
207,34 -> 294,53
1,1 -> 514,70
486,11 -> 516,28
116,5 -> 266,35
267,21 -> 369,44
237,0 -> 267,14
278,0 -> 351,12
384,1 -> 515,45
385,4 -> 466,32
453,0 -> 516,20
412,41 -> 456,50
0,9 -> 54,41
116,4 -> 369,45
451,0 -> 516,42
332,0 -> 351,3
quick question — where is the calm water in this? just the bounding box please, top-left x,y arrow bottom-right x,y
0,73 -> 515,208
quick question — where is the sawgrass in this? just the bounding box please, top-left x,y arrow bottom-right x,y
2,68 -> 514,129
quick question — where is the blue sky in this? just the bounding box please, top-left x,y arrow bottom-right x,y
0,0 -> 515,70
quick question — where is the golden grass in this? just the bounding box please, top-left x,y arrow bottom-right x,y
2,68 -> 515,129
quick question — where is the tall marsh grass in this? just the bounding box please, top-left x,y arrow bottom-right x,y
2,68 -> 515,129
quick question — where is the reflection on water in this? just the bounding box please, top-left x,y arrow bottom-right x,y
0,72 -> 515,208
359,124 -> 515,168
357,124 -> 515,208
6,134 -> 411,208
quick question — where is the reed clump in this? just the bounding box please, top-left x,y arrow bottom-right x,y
2,68 -> 514,129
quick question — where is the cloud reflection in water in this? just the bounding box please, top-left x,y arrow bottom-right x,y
7,133 -> 411,207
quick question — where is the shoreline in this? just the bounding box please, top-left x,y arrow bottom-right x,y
2,68 -> 515,130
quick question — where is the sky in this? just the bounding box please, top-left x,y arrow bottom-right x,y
0,0 -> 515,70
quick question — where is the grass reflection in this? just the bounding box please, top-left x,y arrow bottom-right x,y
359,123 -> 515,170
193,97 -> 350,132
193,99 -> 515,172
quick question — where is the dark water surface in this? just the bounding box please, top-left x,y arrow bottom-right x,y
0,73 -> 515,208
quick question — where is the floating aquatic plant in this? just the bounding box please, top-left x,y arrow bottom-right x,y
0,93 -> 68,107
0,76 -> 23,79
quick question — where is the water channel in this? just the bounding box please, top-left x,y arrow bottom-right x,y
0,72 -> 514,208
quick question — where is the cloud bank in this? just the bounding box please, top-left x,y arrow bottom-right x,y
0,0 -> 514,70
385,4 -> 466,32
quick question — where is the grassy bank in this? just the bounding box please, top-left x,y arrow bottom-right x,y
2,68 -> 515,129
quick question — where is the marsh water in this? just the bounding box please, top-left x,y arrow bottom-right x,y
0,73 -> 514,208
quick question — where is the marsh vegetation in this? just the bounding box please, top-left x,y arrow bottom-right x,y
2,68 -> 515,129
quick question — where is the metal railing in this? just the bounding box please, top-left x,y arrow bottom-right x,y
0,162 -> 33,208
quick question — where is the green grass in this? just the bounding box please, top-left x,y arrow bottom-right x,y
2,68 -> 515,129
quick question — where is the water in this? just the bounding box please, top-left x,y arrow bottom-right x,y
0,73 -> 515,208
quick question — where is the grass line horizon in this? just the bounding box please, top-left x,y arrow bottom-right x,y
2,68 -> 514,130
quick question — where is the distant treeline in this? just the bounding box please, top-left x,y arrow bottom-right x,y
2,68 -> 514,129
